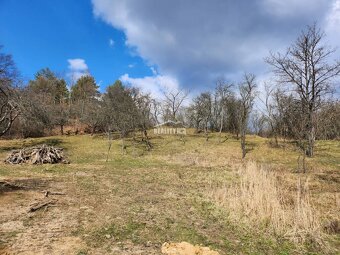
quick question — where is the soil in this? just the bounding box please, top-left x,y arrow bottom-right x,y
0,178 -> 85,255
161,242 -> 220,255
0,177 -> 163,254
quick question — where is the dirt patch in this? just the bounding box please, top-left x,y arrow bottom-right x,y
0,177 -> 85,255
161,242 -> 220,255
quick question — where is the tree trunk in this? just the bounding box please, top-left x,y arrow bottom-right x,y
219,109 -> 224,143
274,134 -> 278,146
283,125 -> 287,144
306,111 -> 315,157
205,121 -> 209,142
106,131 -> 112,162
121,135 -> 126,155
195,119 -> 201,133
306,126 -> 315,157
240,115 -> 247,158
241,129 -> 246,159
143,129 -> 152,150
270,122 -> 278,147
60,125 -> 64,135
91,126 -> 96,136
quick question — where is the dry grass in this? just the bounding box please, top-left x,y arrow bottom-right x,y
210,162 -> 323,245
0,133 -> 339,254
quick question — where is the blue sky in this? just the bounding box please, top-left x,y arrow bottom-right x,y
0,0 -> 153,91
1,0 -> 339,98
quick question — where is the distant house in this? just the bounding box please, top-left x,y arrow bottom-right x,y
153,121 -> 187,135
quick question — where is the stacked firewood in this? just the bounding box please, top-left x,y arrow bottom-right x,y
5,145 -> 69,164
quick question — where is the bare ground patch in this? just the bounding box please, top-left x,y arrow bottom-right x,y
0,177 -> 86,255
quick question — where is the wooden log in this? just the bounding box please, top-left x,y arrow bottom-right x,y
28,199 -> 57,212
42,190 -> 66,197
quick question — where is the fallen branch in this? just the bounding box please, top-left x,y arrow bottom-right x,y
28,199 -> 57,212
42,190 -> 66,197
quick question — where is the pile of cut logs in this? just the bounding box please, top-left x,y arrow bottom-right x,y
5,145 -> 69,164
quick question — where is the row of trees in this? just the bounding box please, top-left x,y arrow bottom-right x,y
187,24 -> 340,157
186,74 -> 257,158
265,24 -> 340,156
15,70 -> 155,140
1,24 -> 339,158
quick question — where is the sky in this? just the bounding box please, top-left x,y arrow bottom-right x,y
1,0 -> 339,98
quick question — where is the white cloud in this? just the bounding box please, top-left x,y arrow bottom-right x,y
128,63 -> 135,68
109,38 -> 115,47
325,0 -> 340,46
150,67 -> 157,75
92,0 -> 339,92
120,73 -> 179,100
68,58 -> 88,71
67,58 -> 89,82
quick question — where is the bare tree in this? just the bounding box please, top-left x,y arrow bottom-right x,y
0,87 -> 19,136
150,99 -> 161,125
163,88 -> 189,121
259,82 -> 280,145
23,68 -> 69,136
131,88 -> 153,149
103,80 -> 139,155
186,102 -> 202,132
239,73 -> 257,159
266,24 -> 340,157
316,100 -> 340,140
70,75 -> 99,133
214,80 -> 233,141
193,92 -> 212,141
0,46 -> 19,136
251,110 -> 266,136
82,98 -> 105,135
226,95 -> 241,138
19,87 -> 53,137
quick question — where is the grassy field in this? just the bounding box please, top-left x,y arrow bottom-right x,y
0,131 -> 339,254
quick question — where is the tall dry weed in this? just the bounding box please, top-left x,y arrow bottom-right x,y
211,162 -> 323,245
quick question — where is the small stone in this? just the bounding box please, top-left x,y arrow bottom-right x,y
105,234 -> 111,239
